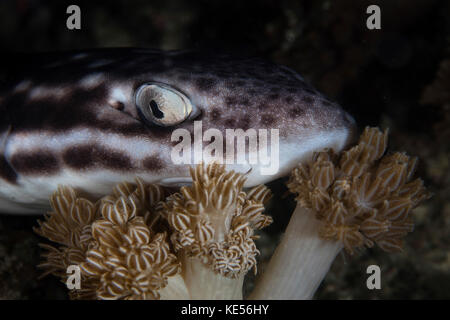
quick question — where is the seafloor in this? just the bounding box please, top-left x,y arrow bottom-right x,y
0,0 -> 448,299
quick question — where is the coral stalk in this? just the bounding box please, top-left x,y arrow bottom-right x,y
249,206 -> 342,299
35,128 -> 430,300
182,257 -> 244,299
160,163 -> 273,299
250,127 -> 431,300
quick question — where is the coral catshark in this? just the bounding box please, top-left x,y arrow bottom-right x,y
0,48 -> 355,214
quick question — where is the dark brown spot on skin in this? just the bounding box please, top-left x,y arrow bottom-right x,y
0,86 -> 115,134
63,145 -> 133,170
143,156 -> 164,172
238,116 -> 251,130
239,98 -> 250,106
117,123 -> 148,136
225,97 -> 238,107
195,77 -> 216,91
0,156 -> 17,183
302,96 -> 314,104
261,114 -> 275,126
289,106 -> 305,117
285,96 -> 294,104
224,118 -> 236,127
210,109 -> 221,121
11,151 -> 59,174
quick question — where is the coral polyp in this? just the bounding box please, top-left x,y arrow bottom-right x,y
287,127 -> 431,254
35,164 -> 272,299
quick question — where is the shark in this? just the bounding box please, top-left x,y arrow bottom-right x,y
0,48 -> 356,214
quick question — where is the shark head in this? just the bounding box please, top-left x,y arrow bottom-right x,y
0,49 -> 356,214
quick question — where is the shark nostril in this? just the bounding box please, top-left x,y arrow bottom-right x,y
108,100 -> 125,111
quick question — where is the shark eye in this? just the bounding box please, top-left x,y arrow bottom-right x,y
135,83 -> 194,126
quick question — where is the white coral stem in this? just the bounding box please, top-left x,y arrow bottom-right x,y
159,274 -> 190,299
183,257 -> 244,299
249,205 -> 342,299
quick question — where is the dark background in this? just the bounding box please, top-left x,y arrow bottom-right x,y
0,0 -> 448,299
